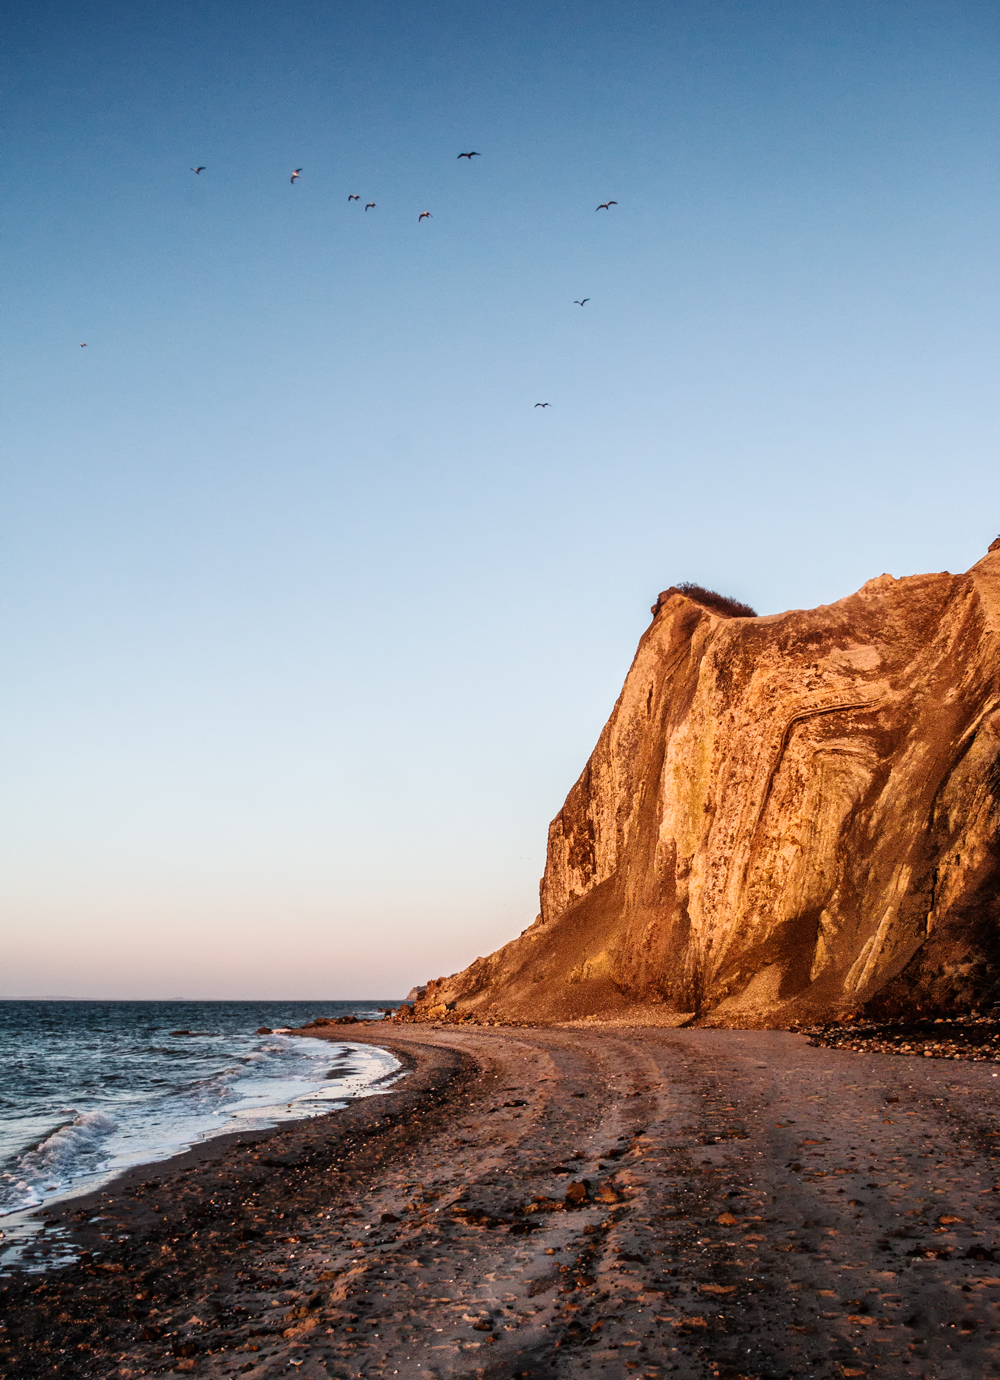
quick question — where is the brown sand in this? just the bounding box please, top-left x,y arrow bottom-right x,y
3,1025 -> 1000,1380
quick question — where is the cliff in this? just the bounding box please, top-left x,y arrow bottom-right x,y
410,544 -> 1000,1028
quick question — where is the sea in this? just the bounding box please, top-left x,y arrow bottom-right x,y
0,999 -> 402,1272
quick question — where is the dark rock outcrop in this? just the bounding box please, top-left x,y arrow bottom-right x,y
410,544 -> 1000,1027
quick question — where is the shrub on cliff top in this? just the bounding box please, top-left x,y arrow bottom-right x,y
652,583 -> 756,619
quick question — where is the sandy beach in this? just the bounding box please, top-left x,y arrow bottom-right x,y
3,1024 -> 1000,1380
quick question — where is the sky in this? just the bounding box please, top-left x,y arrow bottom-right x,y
2,0 -> 998,998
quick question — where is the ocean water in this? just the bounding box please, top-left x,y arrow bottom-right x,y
0,999 -> 401,1260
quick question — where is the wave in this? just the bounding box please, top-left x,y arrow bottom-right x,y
1,1110 -> 118,1209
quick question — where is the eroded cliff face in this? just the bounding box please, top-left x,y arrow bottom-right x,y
415,546 -> 1000,1027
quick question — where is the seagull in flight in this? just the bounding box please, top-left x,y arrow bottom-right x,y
290,168 -> 302,184
574,298 -> 590,306
348,194 -> 360,201
80,342 -> 87,348
534,402 -> 551,408
418,211 -> 433,222
457,151 -> 480,159
365,202 -> 376,211
191,166 -> 206,175
596,200 -> 617,211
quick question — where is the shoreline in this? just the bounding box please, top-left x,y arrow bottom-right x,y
0,1024 -> 478,1377
3,1024 -> 1000,1379
0,1032 -> 410,1274
0,1033 -> 445,1273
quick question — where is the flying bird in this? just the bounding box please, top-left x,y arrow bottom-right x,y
290,168 -> 302,184
365,202 -> 376,211
596,200 -> 617,211
574,298 -> 590,306
457,151 -> 480,159
348,194 -> 360,201
80,342 -> 87,348
534,402 -> 551,408
418,211 -> 433,222
191,166 -> 206,175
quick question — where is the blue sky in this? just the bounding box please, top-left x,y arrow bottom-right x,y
2,0 -> 998,997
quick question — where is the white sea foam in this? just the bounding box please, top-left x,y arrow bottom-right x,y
2,1110 -> 118,1207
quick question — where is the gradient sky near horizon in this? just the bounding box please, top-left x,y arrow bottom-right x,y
2,0 -> 998,998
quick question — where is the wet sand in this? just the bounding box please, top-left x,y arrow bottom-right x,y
2,1025 -> 1000,1380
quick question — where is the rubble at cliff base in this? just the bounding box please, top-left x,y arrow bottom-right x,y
802,1011 -> 1000,1061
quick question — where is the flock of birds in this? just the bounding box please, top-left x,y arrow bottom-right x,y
81,153 -> 619,408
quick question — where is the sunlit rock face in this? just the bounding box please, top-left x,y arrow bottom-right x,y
417,544 -> 1000,1027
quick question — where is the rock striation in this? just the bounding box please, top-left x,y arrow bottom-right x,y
407,544 -> 1000,1027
